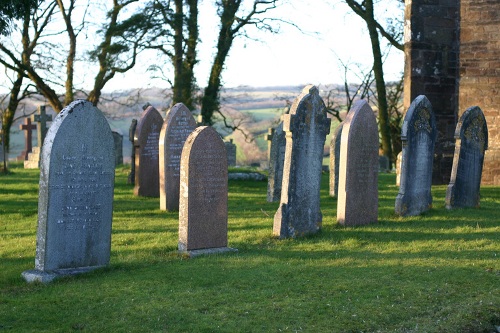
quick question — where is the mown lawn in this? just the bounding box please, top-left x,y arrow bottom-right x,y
0,162 -> 499,332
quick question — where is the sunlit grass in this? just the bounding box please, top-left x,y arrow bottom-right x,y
0,162 -> 499,332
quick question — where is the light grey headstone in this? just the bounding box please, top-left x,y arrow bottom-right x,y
445,106 -> 488,209
273,85 -> 331,238
22,100 -> 115,283
337,100 -> 378,226
395,95 -> 437,216
178,126 -> 236,256
267,122 -> 286,202
225,139 -> 237,166
159,103 -> 196,211
329,122 -> 344,197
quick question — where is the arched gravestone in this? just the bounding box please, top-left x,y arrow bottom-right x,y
134,105 -> 163,197
22,100 -> 115,283
395,95 -> 437,216
445,106 -> 488,209
159,103 -> 196,211
329,122 -> 344,197
273,85 -> 331,238
337,100 -> 378,226
267,122 -> 286,202
178,126 -> 236,256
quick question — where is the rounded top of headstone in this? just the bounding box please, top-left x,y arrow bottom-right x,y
401,95 -> 434,138
455,106 -> 488,150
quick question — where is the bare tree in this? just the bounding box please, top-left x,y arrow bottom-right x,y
343,0 -> 403,168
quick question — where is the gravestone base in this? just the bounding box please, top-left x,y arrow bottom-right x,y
178,247 -> 238,258
21,266 -> 104,283
24,147 -> 40,169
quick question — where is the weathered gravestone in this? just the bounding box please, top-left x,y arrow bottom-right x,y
225,139 -> 237,166
267,122 -> 286,202
18,117 -> 37,160
159,103 -> 196,211
395,95 -> 437,216
112,131 -> 123,166
445,106 -> 488,209
178,126 -> 237,256
127,119 -> 137,184
273,85 -> 331,238
22,100 -> 115,283
329,122 -> 344,197
337,100 -> 378,226
133,105 -> 163,197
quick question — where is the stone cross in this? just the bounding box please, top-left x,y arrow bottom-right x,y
31,105 -> 52,148
273,85 -> 331,238
22,100 -> 115,283
329,122 -> 344,197
445,106 -> 488,209
265,127 -> 274,160
336,100 -> 379,226
395,95 -> 437,216
19,117 -> 37,160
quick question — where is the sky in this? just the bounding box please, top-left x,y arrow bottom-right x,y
0,0 -> 404,93
102,0 -> 404,91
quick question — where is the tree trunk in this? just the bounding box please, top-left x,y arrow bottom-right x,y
2,73 -> 23,152
172,0 -> 184,105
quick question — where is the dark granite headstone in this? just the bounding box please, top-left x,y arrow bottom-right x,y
112,131 -> 123,166
395,95 -> 437,216
273,85 -> 331,238
445,106 -> 488,209
329,122 -> 344,197
133,106 -> 163,197
19,117 -> 37,160
267,122 -> 286,202
22,100 -> 115,283
31,105 -> 52,149
178,126 -> 236,256
337,100 -> 378,226
225,139 -> 237,166
159,103 -> 196,211
127,119 -> 137,184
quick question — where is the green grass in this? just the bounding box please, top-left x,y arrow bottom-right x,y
1,162 -> 499,332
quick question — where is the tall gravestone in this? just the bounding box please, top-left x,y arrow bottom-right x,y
337,100 -> 378,226
273,85 -> 331,238
134,105 -> 163,197
445,106 -> 488,209
329,122 -> 344,197
159,103 -> 196,211
178,126 -> 236,256
267,122 -> 286,202
127,119 -> 137,184
22,100 -> 115,283
395,95 -> 437,216
225,139 -> 237,166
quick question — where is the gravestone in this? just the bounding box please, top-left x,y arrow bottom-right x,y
225,139 -> 237,166
395,151 -> 402,186
329,122 -> 344,197
133,105 -> 163,197
127,119 -> 137,184
18,117 -> 37,160
25,106 -> 53,169
159,103 -> 196,211
112,131 -> 123,166
337,100 -> 378,226
22,100 -> 115,283
395,95 -> 437,216
445,106 -> 488,209
178,126 -> 237,256
267,122 -> 286,202
273,85 -> 331,238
